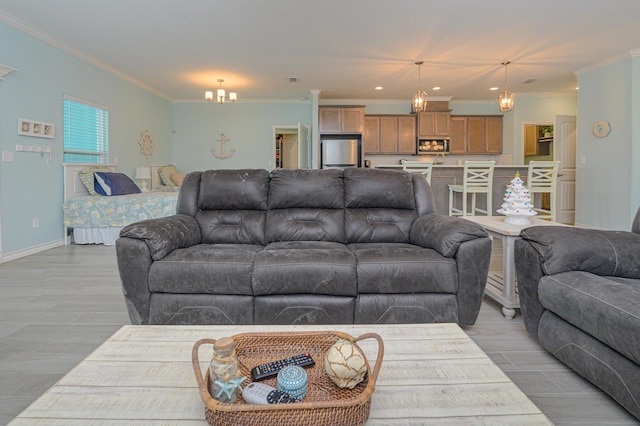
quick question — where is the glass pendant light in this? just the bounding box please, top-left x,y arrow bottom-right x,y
498,61 -> 514,112
412,61 -> 428,112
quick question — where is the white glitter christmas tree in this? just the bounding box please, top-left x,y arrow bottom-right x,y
497,172 -> 537,225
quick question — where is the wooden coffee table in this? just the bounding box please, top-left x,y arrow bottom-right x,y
10,324 -> 551,425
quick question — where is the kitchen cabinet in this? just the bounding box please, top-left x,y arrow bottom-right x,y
447,115 -> 503,154
417,111 -> 450,138
449,116 -> 467,154
524,125 -> 538,156
363,115 -> 416,154
319,106 -> 365,134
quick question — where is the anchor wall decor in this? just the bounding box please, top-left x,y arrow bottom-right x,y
211,133 -> 235,159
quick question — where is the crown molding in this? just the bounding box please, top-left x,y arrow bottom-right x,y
0,11 -> 172,101
319,96 -> 453,105
576,48 -> 640,75
0,63 -> 17,79
174,98 -> 312,104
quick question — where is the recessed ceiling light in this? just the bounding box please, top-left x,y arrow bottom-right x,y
522,78 -> 538,85
489,87 -> 499,91
432,86 -> 441,91
374,86 -> 383,90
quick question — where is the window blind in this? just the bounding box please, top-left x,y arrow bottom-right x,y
63,95 -> 109,163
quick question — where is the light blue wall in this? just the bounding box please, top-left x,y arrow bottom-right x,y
577,56 -> 638,230
0,22 -> 172,256
172,102 -> 312,172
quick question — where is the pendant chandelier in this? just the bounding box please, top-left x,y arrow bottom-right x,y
205,79 -> 237,103
412,61 -> 428,112
498,61 -> 514,112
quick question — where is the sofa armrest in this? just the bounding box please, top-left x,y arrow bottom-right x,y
115,237 -> 154,324
519,226 -> 640,279
119,214 -> 201,261
410,214 -> 489,257
514,238 -> 547,338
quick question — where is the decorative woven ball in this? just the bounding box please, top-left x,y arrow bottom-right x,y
324,339 -> 367,389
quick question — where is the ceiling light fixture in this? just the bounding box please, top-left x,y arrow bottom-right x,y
498,61 -> 514,112
205,79 -> 237,103
412,61 -> 428,112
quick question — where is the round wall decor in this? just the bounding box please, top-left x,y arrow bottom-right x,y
592,120 -> 610,138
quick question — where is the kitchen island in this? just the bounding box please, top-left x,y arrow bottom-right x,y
374,164 -> 529,216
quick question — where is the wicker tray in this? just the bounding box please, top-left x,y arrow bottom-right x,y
192,330 -> 384,426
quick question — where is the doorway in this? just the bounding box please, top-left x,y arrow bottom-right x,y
522,116 -> 576,224
272,124 -> 311,170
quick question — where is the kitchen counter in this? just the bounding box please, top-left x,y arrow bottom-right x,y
374,164 -> 526,169
371,164 -> 529,216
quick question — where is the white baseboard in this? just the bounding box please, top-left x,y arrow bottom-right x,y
0,238 -> 65,263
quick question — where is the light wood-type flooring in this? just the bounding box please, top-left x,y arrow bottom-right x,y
0,243 -> 637,425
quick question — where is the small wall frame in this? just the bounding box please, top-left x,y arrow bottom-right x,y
18,118 -> 55,139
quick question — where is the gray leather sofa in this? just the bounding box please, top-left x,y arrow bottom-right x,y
116,168 -> 491,326
515,207 -> 640,420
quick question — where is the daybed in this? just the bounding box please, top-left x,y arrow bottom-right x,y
62,163 -> 180,245
116,168 -> 492,326
515,206 -> 640,420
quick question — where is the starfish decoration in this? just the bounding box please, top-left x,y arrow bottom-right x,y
214,376 -> 247,400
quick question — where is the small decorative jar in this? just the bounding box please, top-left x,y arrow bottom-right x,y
208,337 -> 243,403
276,365 -> 308,400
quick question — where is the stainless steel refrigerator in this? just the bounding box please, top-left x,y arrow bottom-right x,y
321,138 -> 359,169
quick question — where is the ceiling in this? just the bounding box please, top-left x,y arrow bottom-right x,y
2,0 -> 640,103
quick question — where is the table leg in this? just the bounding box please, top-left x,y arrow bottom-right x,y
483,231 -> 520,319
501,235 -> 518,318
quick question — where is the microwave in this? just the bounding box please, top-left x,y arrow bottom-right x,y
417,138 -> 449,154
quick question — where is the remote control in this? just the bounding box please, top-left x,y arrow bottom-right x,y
251,353 -> 315,381
242,382 -> 299,404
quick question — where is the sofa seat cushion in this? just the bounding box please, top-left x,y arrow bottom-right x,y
539,271 -> 640,365
252,241 -> 357,296
148,244 -> 263,295
348,243 -> 458,294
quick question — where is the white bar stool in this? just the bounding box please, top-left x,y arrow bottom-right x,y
526,160 -> 560,222
402,161 -> 433,184
448,161 -> 495,216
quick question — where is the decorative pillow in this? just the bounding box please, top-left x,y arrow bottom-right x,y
170,172 -> 185,186
158,165 -> 178,187
79,166 -> 112,196
94,172 -> 141,196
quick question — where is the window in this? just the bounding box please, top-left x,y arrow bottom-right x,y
63,95 -> 109,163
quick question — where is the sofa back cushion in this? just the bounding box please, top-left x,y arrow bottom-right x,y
266,169 -> 345,242
343,168 -> 421,243
177,169 -> 269,245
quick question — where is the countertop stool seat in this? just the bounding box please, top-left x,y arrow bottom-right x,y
448,160 -> 495,217
526,160 -> 560,222
402,161 -> 433,184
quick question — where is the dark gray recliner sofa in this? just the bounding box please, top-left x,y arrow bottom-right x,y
116,168 -> 491,326
515,207 -> 640,420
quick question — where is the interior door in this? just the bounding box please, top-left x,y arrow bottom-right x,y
554,115 -> 577,224
298,123 -> 311,169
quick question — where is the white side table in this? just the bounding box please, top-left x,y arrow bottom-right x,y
465,216 -> 567,319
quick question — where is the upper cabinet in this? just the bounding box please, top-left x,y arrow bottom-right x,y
417,111 -> 451,138
319,106 -> 365,134
448,115 -> 503,154
364,115 -> 416,154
